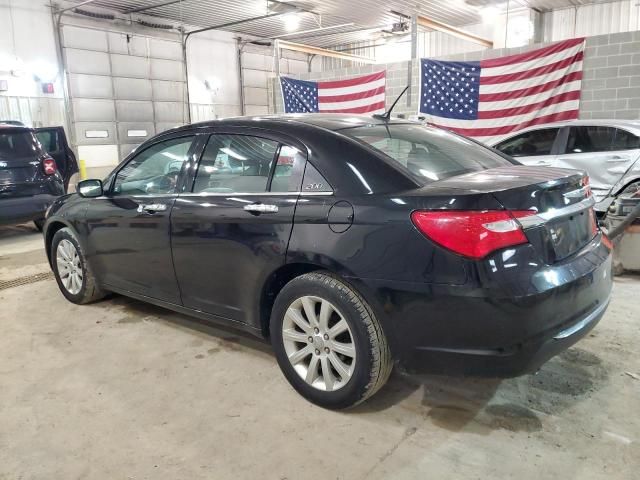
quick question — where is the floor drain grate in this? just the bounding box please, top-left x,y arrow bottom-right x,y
0,271 -> 55,291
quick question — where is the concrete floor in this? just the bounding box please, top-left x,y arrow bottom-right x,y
1,223 -> 639,480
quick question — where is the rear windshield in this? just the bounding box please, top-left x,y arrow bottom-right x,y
341,124 -> 513,184
0,131 -> 39,159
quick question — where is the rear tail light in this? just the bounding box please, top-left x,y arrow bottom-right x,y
582,175 -> 592,197
411,210 -> 536,259
42,156 -> 57,175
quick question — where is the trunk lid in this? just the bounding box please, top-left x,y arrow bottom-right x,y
426,165 -> 595,263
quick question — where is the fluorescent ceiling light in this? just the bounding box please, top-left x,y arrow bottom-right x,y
282,13 -> 301,32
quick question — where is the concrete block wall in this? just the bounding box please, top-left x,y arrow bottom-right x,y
271,30 -> 640,121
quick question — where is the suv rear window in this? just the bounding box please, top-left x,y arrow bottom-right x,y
0,131 -> 38,159
342,124 -> 512,183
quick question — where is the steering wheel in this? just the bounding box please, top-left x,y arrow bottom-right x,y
145,173 -> 176,194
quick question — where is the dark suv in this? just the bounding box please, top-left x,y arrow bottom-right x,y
0,124 -> 77,230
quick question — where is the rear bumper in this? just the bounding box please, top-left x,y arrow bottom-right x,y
353,233 -> 613,377
0,194 -> 58,225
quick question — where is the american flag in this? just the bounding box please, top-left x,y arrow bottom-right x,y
280,71 -> 386,114
420,38 -> 585,144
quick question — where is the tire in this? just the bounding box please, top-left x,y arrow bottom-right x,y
270,271 -> 392,409
51,227 -> 106,304
34,218 -> 45,231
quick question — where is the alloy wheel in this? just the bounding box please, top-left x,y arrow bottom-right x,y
282,295 -> 356,392
56,239 -> 83,295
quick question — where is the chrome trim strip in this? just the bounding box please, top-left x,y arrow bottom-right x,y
177,191 -> 334,197
518,196 -> 596,229
553,296 -> 610,340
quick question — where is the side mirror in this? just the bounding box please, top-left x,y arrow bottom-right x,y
77,179 -> 103,198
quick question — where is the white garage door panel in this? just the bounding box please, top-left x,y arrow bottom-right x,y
245,105 -> 269,116
149,38 -> 182,61
151,58 -> 184,81
73,99 -> 116,122
69,74 -> 113,99
111,54 -> 150,79
152,80 -> 184,102
244,87 -> 268,106
63,25 -> 108,52
288,59 -> 308,74
154,102 -> 185,122
74,122 -> 116,145
108,32 -> 148,56
113,77 -> 152,101
78,144 -> 120,168
118,122 -> 155,142
242,52 -> 271,71
116,100 -> 154,122
242,69 -> 268,88
66,49 -> 111,76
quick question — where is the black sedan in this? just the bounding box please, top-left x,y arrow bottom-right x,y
43,115 -> 613,409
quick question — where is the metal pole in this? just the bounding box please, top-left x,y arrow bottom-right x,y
273,39 -> 281,114
51,3 -> 77,148
237,39 -> 246,116
407,14 -> 418,108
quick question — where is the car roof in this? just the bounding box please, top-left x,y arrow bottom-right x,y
491,118 -> 640,144
180,113 -> 416,133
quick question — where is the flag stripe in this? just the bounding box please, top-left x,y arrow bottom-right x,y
428,100 -> 579,129
318,85 -> 385,103
478,91 -> 581,119
481,51 -> 583,85
481,41 -> 584,77
319,93 -> 386,110
319,78 -> 386,97
431,110 -> 579,137
318,71 -> 385,89
479,71 -> 583,102
481,80 -> 582,110
479,61 -> 583,94
480,37 -> 585,68
320,101 -> 386,114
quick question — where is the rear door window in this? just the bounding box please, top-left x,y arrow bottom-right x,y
494,128 -> 560,157
565,126 -> 616,153
342,124 -> 512,184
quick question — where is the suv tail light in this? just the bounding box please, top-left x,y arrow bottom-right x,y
42,156 -> 57,175
411,210 -> 536,259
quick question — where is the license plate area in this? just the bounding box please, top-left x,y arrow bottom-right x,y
544,209 -> 594,262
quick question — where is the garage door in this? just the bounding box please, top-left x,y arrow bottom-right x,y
61,24 -> 187,170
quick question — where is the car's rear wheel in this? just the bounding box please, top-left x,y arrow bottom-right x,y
271,272 -> 392,409
51,227 -> 106,304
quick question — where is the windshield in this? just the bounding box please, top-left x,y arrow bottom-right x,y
342,124 -> 513,184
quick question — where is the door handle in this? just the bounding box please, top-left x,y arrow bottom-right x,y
606,155 -> 628,162
137,203 -> 167,214
243,203 -> 278,214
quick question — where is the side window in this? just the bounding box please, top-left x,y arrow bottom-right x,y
494,128 -> 559,157
193,134 -> 278,193
302,162 -> 332,193
112,136 -> 194,196
35,130 -> 60,153
270,145 -> 306,192
612,129 -> 640,151
565,126 -> 616,154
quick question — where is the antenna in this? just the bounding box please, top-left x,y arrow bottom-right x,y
373,86 -> 409,121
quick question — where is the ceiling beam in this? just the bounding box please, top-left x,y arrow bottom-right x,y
417,15 -> 493,48
278,40 -> 376,64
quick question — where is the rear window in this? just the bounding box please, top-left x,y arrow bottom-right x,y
0,131 -> 39,159
342,124 -> 512,183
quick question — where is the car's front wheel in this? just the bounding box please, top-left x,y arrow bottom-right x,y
51,227 -> 106,304
271,272 -> 392,409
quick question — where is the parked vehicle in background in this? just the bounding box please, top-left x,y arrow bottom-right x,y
491,120 -> 640,215
43,114 -> 612,409
0,124 -> 77,230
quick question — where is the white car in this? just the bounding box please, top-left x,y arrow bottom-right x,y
491,120 -> 640,213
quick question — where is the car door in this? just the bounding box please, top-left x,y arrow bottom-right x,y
554,125 -> 634,201
34,127 -> 78,192
171,130 -> 306,328
84,134 -> 196,303
492,127 -> 561,166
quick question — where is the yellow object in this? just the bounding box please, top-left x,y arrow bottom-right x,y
79,159 -> 87,180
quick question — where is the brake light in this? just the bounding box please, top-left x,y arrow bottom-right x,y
411,210 -> 536,259
42,156 -> 57,175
